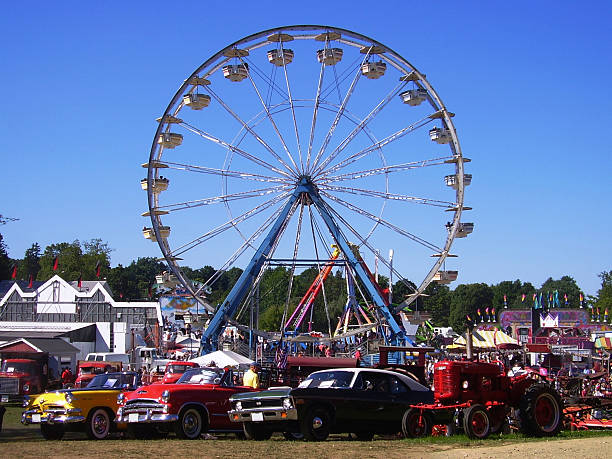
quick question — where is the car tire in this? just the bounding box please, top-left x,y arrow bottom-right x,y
463,404 -> 490,439
86,408 -> 111,440
519,384 -> 563,437
243,422 -> 273,440
174,407 -> 205,440
300,406 -> 331,442
40,423 -> 64,440
402,408 -> 432,438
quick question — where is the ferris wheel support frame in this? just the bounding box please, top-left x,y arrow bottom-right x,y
199,176 -> 408,355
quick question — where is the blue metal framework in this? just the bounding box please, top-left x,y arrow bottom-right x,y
200,177 -> 407,354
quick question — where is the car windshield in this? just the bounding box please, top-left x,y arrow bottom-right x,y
298,370 -> 353,389
177,368 -> 224,385
1,361 -> 34,373
87,373 -> 136,389
80,366 -> 106,375
167,364 -> 192,374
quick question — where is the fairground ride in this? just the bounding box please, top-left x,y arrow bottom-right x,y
141,25 -> 472,355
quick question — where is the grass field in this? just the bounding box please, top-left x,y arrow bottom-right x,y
2,406 -> 611,458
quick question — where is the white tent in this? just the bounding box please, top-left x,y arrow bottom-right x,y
189,350 -> 253,368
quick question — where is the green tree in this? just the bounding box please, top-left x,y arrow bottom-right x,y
491,280 -> 536,309
540,276 -> 582,308
594,270 -> 612,311
0,234 -> 12,280
22,243 -> 42,281
422,282 -> 451,326
107,257 -> 166,300
449,283 -> 494,332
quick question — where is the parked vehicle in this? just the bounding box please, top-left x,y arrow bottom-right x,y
22,371 -> 140,440
404,359 -> 563,439
117,366 -> 258,439
74,361 -> 123,388
132,347 -> 171,372
229,367 -> 434,441
85,353 -> 131,367
0,352 -> 61,403
161,361 -> 199,384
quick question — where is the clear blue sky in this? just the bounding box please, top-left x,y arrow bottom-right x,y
1,1 -> 610,296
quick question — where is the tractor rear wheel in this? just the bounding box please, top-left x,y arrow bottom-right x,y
463,404 -> 490,439
519,384 -> 563,437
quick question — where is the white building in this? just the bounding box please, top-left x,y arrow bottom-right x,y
0,275 -> 162,368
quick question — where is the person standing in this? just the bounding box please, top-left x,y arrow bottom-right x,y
243,363 -> 260,388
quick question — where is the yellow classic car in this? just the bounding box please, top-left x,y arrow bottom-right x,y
22,371 -> 140,440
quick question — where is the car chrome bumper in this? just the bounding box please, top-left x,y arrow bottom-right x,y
22,409 -> 85,425
117,412 -> 179,423
228,407 -> 298,423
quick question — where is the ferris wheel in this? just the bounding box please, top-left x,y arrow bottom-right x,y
142,25 -> 472,350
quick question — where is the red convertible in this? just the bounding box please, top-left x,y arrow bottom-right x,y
116,367 -> 258,439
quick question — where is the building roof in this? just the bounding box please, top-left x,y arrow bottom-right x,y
0,280 -> 44,296
0,337 -> 79,354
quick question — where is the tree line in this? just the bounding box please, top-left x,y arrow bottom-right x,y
0,231 -> 610,333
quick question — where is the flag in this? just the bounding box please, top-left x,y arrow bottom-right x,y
119,292 -> 123,299
77,274 -> 82,289
52,256 -> 59,271
148,285 -> 153,299
95,261 -> 101,278
28,274 -> 33,289
503,295 -> 507,308
275,345 -> 288,370
521,293 -> 526,303
564,293 -> 568,305
11,264 -> 17,280
539,293 -> 544,310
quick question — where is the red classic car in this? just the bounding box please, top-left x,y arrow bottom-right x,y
162,361 -> 199,384
116,367 -> 258,439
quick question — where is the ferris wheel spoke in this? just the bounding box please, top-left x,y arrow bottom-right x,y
179,121 -> 293,178
320,184 -> 456,208
241,57 -> 289,102
239,56 -> 301,174
316,113 -> 436,180
279,42 -> 303,171
156,185 -> 290,213
203,86 -> 298,177
311,80 -> 408,178
161,160 -> 291,184
305,56 -> 326,174
168,192 -> 290,258
309,50 -> 371,175
194,200 -> 295,296
320,190 -> 443,253
319,155 -> 453,184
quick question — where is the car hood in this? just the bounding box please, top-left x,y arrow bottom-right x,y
124,382 -> 220,400
229,387 -> 291,401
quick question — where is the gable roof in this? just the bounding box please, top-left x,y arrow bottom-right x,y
0,337 -> 79,354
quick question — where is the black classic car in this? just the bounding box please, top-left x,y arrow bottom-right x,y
228,367 -> 434,441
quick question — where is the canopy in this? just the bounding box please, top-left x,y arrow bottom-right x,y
189,350 -> 253,368
453,329 -> 519,349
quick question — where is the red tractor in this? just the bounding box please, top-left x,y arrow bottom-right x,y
404,359 -> 563,439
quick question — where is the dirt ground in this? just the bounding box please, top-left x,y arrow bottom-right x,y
1,407 -> 610,459
0,430 -> 610,459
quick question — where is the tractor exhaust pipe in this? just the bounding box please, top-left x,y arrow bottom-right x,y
466,327 -> 474,360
